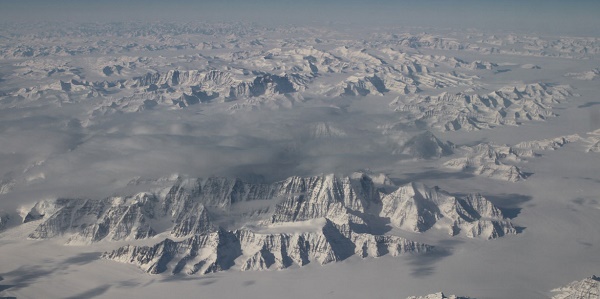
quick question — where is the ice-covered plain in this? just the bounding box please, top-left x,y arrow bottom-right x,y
0,4 -> 600,298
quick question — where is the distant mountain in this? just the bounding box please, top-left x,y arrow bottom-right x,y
391,83 -> 574,132
445,143 -> 527,182
393,131 -> 454,159
407,292 -> 473,299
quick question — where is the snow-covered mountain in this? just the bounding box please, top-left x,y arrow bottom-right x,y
103,221 -> 431,275
391,83 -> 574,132
444,133 -> 596,182
23,173 -> 517,245
444,143 -> 527,182
380,182 -> 516,239
14,172 -> 518,275
3,42 -> 483,113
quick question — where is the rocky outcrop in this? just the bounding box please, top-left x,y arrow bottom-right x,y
551,275 -> 600,299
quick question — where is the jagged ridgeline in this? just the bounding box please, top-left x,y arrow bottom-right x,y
22,173 -> 517,275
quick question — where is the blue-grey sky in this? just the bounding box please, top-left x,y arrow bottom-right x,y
1,0 -> 599,36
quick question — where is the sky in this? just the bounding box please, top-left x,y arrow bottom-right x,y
1,0 -> 599,36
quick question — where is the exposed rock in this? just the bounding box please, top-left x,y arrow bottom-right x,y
552,275 -> 600,299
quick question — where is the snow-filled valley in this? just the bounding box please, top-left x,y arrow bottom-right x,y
0,21 -> 599,299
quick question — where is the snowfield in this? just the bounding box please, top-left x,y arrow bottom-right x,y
0,21 -> 599,299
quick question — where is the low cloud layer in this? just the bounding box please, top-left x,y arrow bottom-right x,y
0,94 -> 420,211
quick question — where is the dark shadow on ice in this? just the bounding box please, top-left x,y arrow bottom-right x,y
407,239 -> 460,277
242,280 -> 256,286
457,138 -> 489,147
347,210 -> 392,235
514,227 -> 526,234
521,172 -> 534,179
198,279 -> 217,286
391,170 -> 475,186
61,252 -> 102,266
160,274 -> 219,283
578,101 -> 600,108
579,177 -> 600,184
571,197 -> 599,207
0,275 -> 14,293
0,252 -> 103,291
0,265 -> 54,291
323,220 -> 356,261
64,285 -> 111,299
116,280 -> 140,288
484,193 -> 533,219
